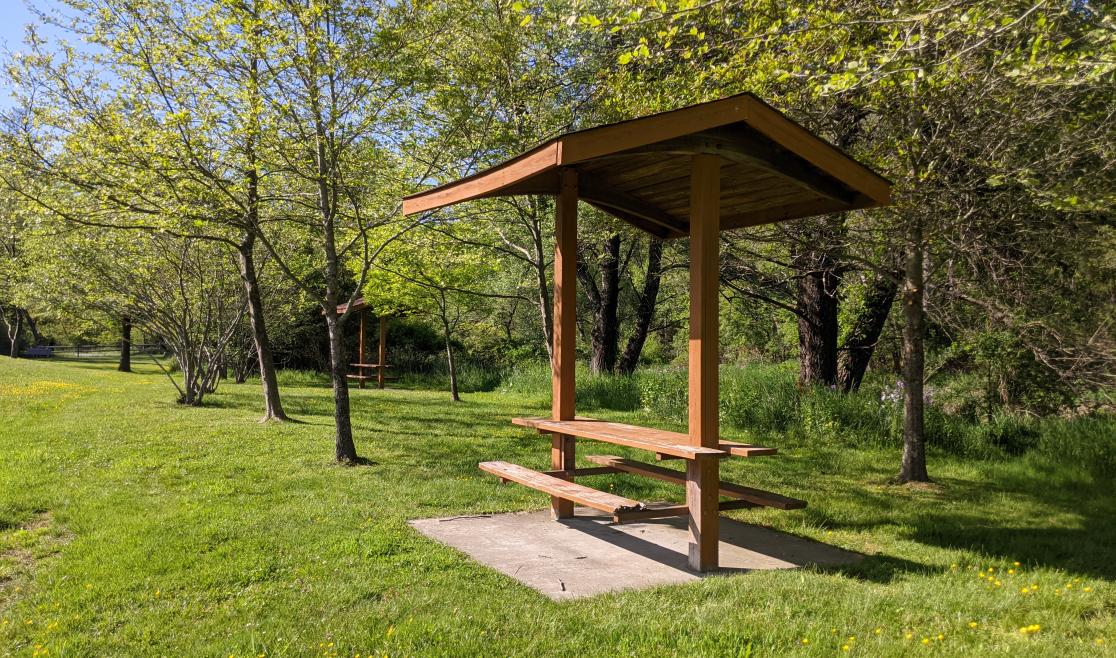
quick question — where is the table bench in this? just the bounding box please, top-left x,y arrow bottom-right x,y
483,417 -> 805,525
347,363 -> 398,388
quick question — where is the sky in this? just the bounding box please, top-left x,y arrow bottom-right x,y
0,1 -> 71,110
0,2 -> 42,54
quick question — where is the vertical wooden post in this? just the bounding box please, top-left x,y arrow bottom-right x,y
378,315 -> 387,390
551,168 -> 578,519
358,309 -> 366,389
687,154 -> 721,571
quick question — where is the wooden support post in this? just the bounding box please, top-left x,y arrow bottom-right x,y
358,309 -> 366,389
687,153 -> 721,571
378,316 -> 387,389
551,168 -> 578,519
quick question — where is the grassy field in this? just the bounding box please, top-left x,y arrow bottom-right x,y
0,357 -> 1113,657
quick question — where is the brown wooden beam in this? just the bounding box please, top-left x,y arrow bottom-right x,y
377,315 -> 387,389
579,181 -> 689,237
583,202 -> 676,240
616,127 -> 857,206
358,310 -> 366,389
541,466 -> 620,478
551,168 -> 578,519
688,153 -> 721,571
585,455 -> 806,509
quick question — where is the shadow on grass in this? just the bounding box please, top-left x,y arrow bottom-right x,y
817,554 -> 940,583
801,471 -> 1116,582
908,520 -> 1116,581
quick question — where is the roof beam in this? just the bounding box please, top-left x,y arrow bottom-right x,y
579,180 -> 689,238
616,128 -> 860,206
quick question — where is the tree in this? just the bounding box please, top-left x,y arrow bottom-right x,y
370,225 -> 496,401
248,0 -> 429,463
589,0 -> 1116,482
3,0 -> 291,420
29,224 -> 246,405
118,316 -> 132,372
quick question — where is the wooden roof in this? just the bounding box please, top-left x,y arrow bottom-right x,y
402,93 -> 891,239
336,297 -> 369,314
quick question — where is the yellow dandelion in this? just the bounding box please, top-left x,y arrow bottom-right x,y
1013,561 -> 1021,567
950,563 -> 957,569
801,638 -> 810,645
874,627 -> 882,635
921,637 -> 930,645
841,645 -> 850,651
1096,638 -> 1105,645
1066,583 -> 1073,589
987,567 -> 995,573
968,622 -> 978,629
1074,578 -> 1082,583
386,626 -> 395,637
1083,586 -> 1093,592
994,580 -> 1002,587
905,633 -> 914,640
848,636 -> 856,642
1020,587 -> 1030,594
937,634 -> 944,641
1008,569 -> 1015,574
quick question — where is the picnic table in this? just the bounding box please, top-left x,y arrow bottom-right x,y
401,92 -> 891,570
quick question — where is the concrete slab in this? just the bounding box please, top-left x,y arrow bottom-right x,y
409,508 -> 862,600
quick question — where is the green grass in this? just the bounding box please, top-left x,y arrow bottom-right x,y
0,357 -> 1113,657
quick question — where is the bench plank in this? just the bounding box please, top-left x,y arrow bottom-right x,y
585,455 -> 807,510
479,461 -> 644,514
512,417 -> 728,459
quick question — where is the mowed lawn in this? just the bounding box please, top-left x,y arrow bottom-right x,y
0,358 -> 1113,657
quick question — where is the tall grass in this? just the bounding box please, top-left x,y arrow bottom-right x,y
503,360 -> 1116,476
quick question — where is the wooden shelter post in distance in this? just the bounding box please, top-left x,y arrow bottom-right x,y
403,93 -> 891,571
335,298 -> 397,390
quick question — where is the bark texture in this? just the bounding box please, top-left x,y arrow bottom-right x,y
584,233 -> 622,375
899,220 -> 930,482
838,267 -> 900,392
796,248 -> 840,387
118,316 -> 132,372
325,312 -> 358,463
618,238 -> 664,375
237,235 -> 288,421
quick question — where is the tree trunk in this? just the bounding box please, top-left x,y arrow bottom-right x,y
237,236 -> 288,421
589,233 -> 621,374
532,220 -> 554,362
899,219 -> 930,483
838,267 -> 899,392
326,313 -> 358,463
796,250 -> 839,387
442,313 -> 460,402
22,310 -> 44,345
618,237 -> 663,375
118,316 -> 132,372
7,309 -> 22,358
